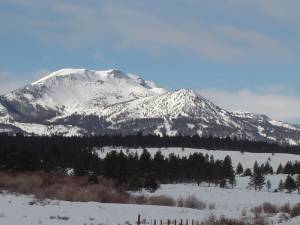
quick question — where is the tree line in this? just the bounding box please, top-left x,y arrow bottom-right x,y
276,161 -> 300,175
0,134 -> 236,191
1,133 -> 300,192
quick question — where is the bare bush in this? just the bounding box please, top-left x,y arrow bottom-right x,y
177,197 -> 184,207
184,195 -> 206,210
209,203 -> 216,210
241,208 -> 247,217
252,216 -> 269,225
146,195 -> 176,207
0,171 -> 130,204
130,195 -> 147,205
280,203 -> 291,214
262,202 -> 278,214
201,215 -> 249,225
251,205 -> 263,217
290,204 -> 300,218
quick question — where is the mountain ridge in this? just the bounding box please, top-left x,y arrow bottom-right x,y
0,68 -> 299,146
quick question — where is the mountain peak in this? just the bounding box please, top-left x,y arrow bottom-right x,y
173,89 -> 198,97
6,68 -> 167,117
0,68 -> 299,145
31,68 -> 158,89
32,68 -> 87,85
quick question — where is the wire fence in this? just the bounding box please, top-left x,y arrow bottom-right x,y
136,214 -> 201,225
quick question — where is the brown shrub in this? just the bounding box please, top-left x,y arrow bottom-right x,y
147,195 -> 176,207
209,203 -> 216,210
183,195 -> 206,210
0,172 -> 42,194
252,216 -> 269,225
177,197 -> 184,207
241,208 -> 247,217
280,203 -> 291,214
201,215 -> 246,225
290,204 -> 300,218
262,202 -> 278,214
130,195 -> 147,205
0,171 -> 130,204
251,205 -> 263,217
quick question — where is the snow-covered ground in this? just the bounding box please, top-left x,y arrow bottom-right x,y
97,147 -> 300,169
1,188 -> 299,225
0,193 -> 222,225
1,148 -> 300,225
1,176 -> 300,225
139,175 -> 298,211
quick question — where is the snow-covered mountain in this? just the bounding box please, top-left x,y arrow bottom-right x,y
0,68 -> 299,145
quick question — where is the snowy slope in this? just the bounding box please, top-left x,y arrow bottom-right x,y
1,68 -> 166,120
0,68 -> 299,145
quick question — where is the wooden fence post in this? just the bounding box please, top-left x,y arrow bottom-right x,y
160,220 -> 163,225
154,220 -> 156,225
174,220 -> 177,225
137,214 -> 141,225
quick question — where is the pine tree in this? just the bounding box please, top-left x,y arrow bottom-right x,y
284,175 -> 296,193
263,161 -> 273,175
228,169 -> 236,188
236,162 -> 244,175
87,171 -> 99,184
243,168 -> 252,177
144,176 -> 159,193
296,174 -> 300,194
266,179 -> 271,192
278,179 -> 284,192
223,156 -> 236,188
283,161 -> 293,175
248,161 -> 265,191
128,175 -> 144,191
277,163 -> 283,174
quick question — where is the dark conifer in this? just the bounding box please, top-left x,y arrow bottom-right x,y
243,168 -> 252,177
236,162 -> 244,175
284,175 -> 296,193
249,161 -> 265,191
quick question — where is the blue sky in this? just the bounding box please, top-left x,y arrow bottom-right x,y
0,0 -> 300,123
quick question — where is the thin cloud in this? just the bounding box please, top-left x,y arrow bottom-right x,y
0,71 -> 27,94
186,0 -> 300,24
0,0 -> 291,63
0,70 -> 49,95
198,88 -> 300,123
